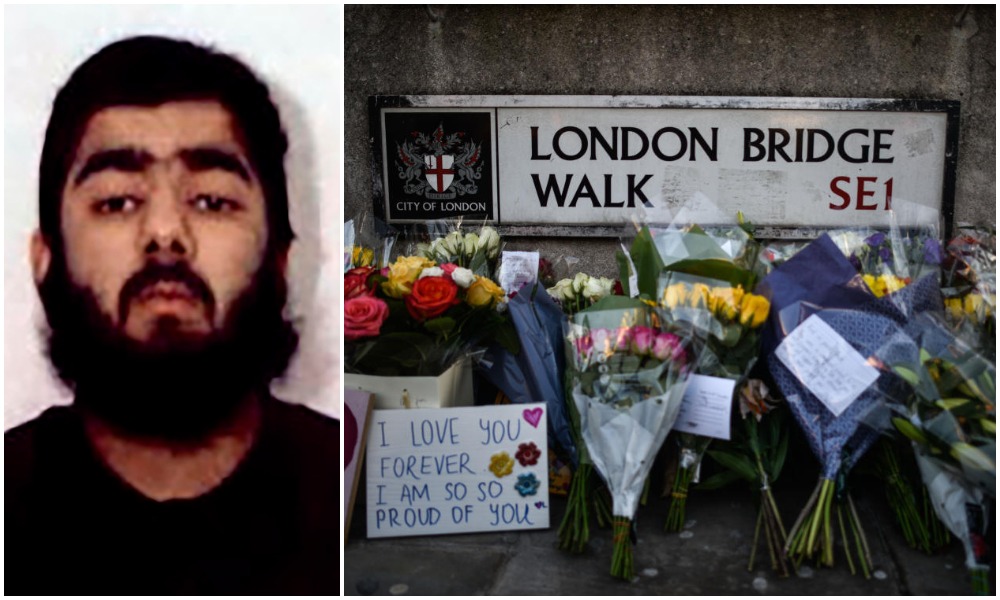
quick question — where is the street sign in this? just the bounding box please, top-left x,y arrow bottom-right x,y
370,96 -> 959,237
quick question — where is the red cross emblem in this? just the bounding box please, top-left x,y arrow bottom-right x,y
424,154 -> 455,193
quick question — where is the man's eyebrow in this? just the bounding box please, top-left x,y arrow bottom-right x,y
179,147 -> 253,182
72,148 -> 154,186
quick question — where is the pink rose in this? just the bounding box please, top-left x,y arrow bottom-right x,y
629,326 -> 656,355
345,296 -> 390,341
589,328 -> 613,353
652,332 -> 686,365
612,327 -> 632,352
574,333 -> 594,359
440,263 -> 458,276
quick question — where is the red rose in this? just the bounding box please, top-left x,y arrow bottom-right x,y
405,276 -> 460,321
344,296 -> 389,340
345,267 -> 376,299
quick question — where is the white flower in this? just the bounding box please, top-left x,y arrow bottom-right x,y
476,226 -> 501,260
583,276 -> 614,302
451,267 -> 475,288
419,266 -> 445,279
571,272 -> 590,294
463,232 -> 479,257
547,278 -> 575,302
441,231 -> 464,257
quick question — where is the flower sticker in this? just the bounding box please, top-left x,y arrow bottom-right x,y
515,442 -> 541,467
489,451 -> 514,478
515,473 -> 540,497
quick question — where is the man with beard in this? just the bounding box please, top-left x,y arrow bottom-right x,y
5,36 -> 340,594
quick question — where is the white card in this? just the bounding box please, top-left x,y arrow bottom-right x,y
497,251 -> 540,294
774,314 -> 879,417
673,374 -> 735,440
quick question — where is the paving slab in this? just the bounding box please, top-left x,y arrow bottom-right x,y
345,477 -> 983,595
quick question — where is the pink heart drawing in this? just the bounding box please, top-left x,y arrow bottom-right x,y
523,407 -> 543,428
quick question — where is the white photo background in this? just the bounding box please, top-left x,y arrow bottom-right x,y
4,5 -> 343,425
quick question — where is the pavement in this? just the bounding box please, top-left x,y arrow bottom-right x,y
344,456 -> 990,596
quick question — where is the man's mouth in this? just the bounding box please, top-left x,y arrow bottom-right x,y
135,281 -> 200,303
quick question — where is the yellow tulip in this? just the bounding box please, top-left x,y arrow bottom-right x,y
688,283 -> 711,309
381,255 -> 435,298
739,294 -> 770,328
466,276 -> 505,308
351,245 -> 375,268
710,286 -> 744,321
661,283 -> 688,309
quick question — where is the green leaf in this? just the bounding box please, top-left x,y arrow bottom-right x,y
424,316 -> 457,336
892,366 -> 922,388
892,417 -> 929,445
706,449 -> 757,481
950,442 -> 995,473
696,469 -> 745,491
770,429 -> 790,482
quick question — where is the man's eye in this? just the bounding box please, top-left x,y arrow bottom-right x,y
94,195 -> 140,214
191,194 -> 239,213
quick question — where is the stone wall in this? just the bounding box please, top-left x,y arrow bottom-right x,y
345,5 -> 995,278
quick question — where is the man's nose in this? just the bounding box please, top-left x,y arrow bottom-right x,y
139,179 -> 195,259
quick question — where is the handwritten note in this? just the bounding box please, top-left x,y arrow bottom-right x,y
774,314 -> 879,416
673,374 -> 735,440
497,250 -> 540,295
365,403 -> 550,538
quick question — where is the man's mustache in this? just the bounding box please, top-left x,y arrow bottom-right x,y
117,262 -> 215,323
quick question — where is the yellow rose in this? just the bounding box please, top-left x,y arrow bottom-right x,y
883,274 -> 908,295
710,286 -> 744,321
964,293 -> 992,321
381,255 -> 435,298
863,274 -> 886,298
466,276 -> 505,308
739,293 -> 770,328
945,297 -> 964,320
688,283 -> 711,309
660,283 -> 688,309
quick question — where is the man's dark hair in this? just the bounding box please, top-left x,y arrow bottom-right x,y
38,35 -> 295,256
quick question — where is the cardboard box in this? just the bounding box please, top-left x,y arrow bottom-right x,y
344,358 -> 473,409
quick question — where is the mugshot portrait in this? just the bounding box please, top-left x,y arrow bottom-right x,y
5,6 -> 343,594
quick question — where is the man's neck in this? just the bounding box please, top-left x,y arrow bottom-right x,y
81,395 -> 264,502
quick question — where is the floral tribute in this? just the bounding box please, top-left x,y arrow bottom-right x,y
562,296 -> 695,580
344,254 -> 518,377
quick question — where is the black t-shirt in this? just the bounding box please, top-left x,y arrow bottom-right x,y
5,397 -> 340,595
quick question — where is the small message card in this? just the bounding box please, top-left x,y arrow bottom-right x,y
497,250 -> 540,295
673,374 -> 735,440
366,403 -> 550,538
774,314 -> 879,417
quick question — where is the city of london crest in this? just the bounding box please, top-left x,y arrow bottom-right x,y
396,124 -> 483,199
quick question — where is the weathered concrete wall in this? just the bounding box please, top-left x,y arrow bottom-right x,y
345,5 -> 995,278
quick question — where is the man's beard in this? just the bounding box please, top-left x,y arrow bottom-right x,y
37,250 -> 299,440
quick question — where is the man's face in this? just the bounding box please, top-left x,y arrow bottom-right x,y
53,100 -> 268,343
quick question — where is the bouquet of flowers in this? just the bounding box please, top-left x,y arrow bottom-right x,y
547,272 -> 618,316
941,227 -> 996,360
344,212 -> 397,271
617,216 -> 773,536
344,255 -> 518,377
759,232 -> 943,577
413,222 -> 502,278
564,296 -> 694,579
874,312 -> 995,593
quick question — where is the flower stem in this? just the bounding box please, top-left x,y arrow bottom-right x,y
557,462 -> 591,553
610,517 -> 634,580
664,466 -> 692,532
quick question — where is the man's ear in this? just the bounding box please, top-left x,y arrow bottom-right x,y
30,230 -> 52,285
